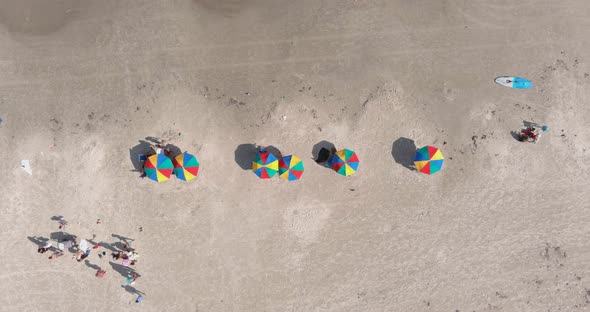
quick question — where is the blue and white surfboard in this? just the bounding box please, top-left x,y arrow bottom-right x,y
495,76 -> 533,89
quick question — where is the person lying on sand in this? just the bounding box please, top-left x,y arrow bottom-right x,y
49,250 -> 64,260
37,241 -> 52,254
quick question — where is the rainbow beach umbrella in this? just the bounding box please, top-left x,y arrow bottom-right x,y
414,146 -> 444,175
329,149 -> 359,176
278,155 -> 304,181
252,150 -> 279,179
173,152 -> 200,181
144,154 -> 173,182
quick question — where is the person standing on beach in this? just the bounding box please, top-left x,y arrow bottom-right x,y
58,217 -> 68,230
76,248 -> 90,262
79,252 -> 90,261
126,272 -> 140,285
75,250 -> 84,261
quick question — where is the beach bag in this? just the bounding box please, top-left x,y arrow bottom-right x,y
96,270 -> 106,278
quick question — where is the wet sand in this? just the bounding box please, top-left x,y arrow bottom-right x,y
1,0 -> 590,311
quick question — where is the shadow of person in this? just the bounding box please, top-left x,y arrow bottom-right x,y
84,260 -> 101,270
27,236 -> 49,247
95,242 -> 118,252
50,216 -> 63,221
129,140 -> 153,172
234,144 -> 259,170
144,137 -> 161,144
112,241 -> 133,251
86,238 -> 113,254
111,234 -> 134,251
109,261 -> 135,278
122,285 -> 145,295
391,137 -> 417,171
112,234 -> 134,244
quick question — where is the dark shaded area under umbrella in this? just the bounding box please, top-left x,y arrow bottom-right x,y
391,137 -> 417,171
263,145 -> 282,159
129,138 -> 183,175
129,140 -> 153,172
234,144 -> 282,170
312,140 -> 336,166
234,144 -> 259,170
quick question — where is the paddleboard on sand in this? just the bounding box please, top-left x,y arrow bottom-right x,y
495,76 -> 532,89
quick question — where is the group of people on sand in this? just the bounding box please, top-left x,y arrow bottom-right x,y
139,140 -> 174,179
513,120 -> 550,144
33,217 -> 145,304
517,125 -> 546,143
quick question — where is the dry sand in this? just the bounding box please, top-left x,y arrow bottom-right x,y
1,0 -> 590,311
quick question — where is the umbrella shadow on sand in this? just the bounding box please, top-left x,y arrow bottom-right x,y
129,140 -> 153,172
510,131 -> 523,142
49,231 -> 76,242
234,144 -> 258,170
391,137 -> 417,171
311,141 -> 336,167
263,145 -> 282,159
234,144 -> 282,170
163,143 -> 182,158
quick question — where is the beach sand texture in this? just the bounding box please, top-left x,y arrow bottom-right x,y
1,0 -> 590,311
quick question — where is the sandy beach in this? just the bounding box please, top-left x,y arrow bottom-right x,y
1,0 -> 590,311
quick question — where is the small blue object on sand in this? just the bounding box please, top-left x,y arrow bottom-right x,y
138,155 -> 147,161
136,295 -> 143,303
511,77 -> 533,89
495,76 -> 533,89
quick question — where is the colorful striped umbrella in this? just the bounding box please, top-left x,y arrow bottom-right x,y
173,152 -> 200,181
252,150 -> 279,179
329,149 -> 359,176
144,154 -> 174,182
414,146 -> 444,175
278,155 -> 304,181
